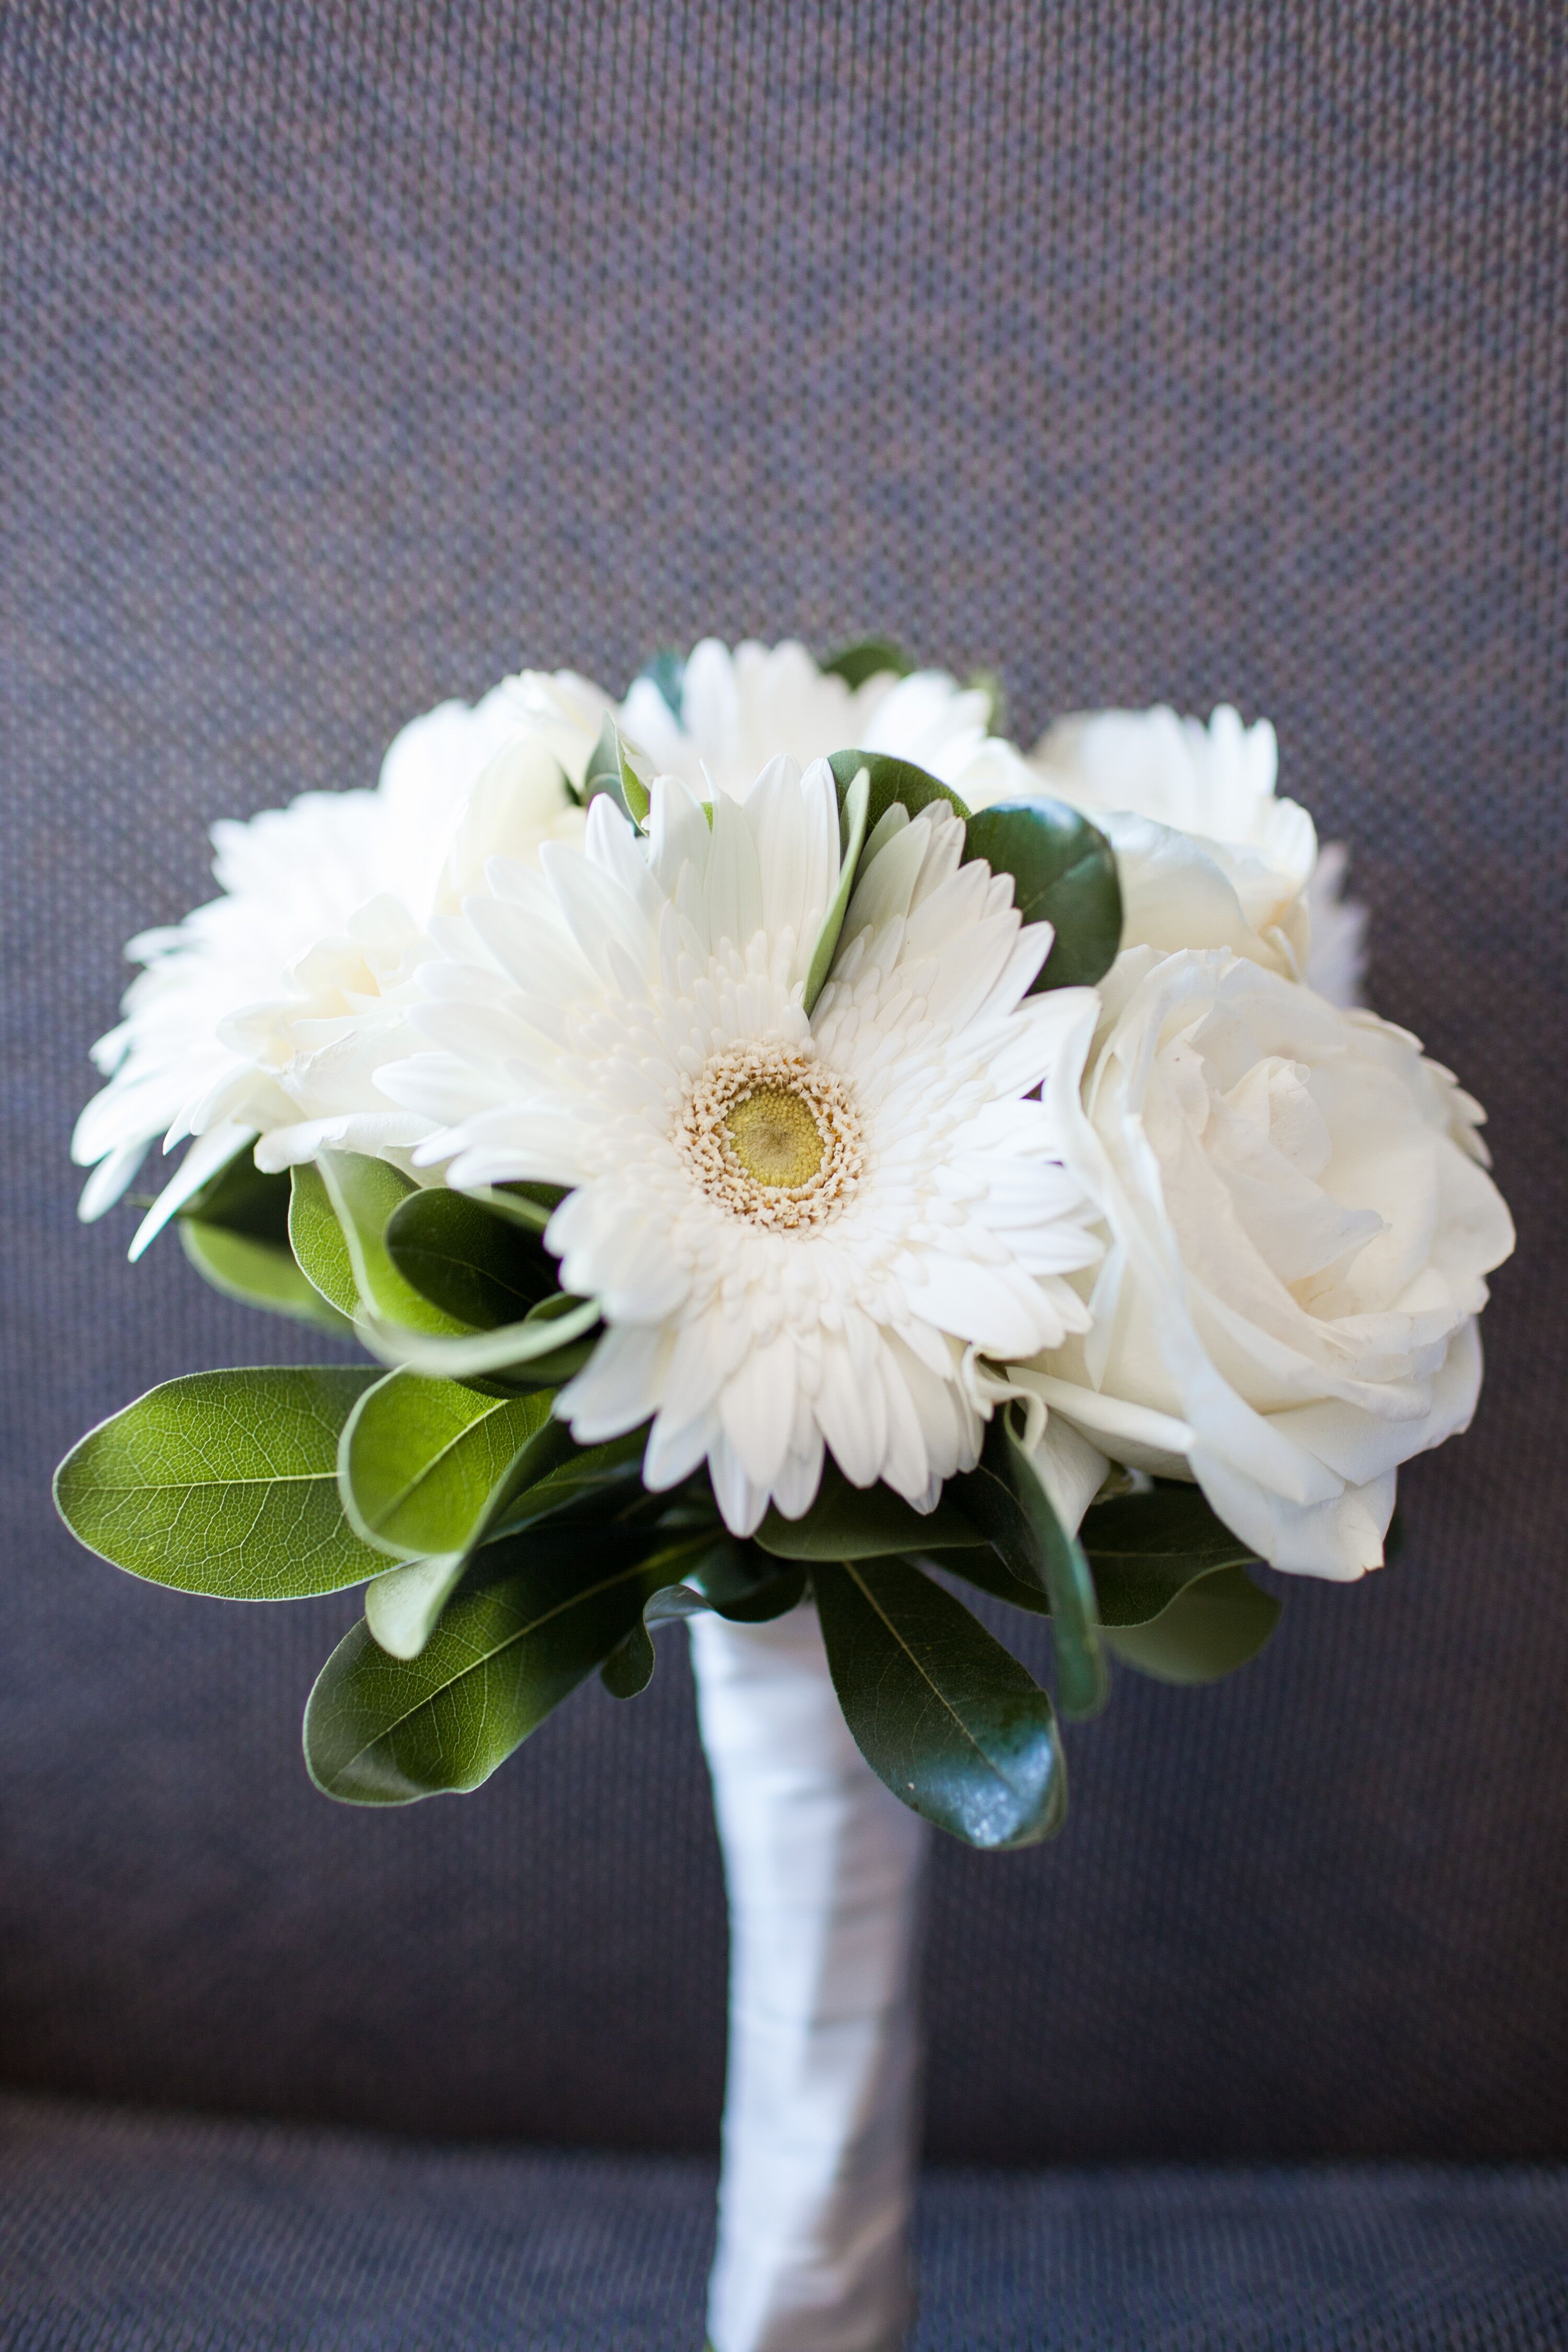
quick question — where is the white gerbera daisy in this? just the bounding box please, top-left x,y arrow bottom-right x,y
618,637 -> 1027,807
382,760 -> 1101,1536
73,681 -> 590,1252
998,703 -> 1366,1002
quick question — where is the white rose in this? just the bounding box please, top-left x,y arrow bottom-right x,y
968,703 -> 1367,1006
1018,949 -> 1513,1578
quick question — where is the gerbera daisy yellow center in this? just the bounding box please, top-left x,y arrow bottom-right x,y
677,1045 -> 862,1229
725,1087 -> 824,1187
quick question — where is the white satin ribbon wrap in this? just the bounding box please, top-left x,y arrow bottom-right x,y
690,1604 -> 929,2352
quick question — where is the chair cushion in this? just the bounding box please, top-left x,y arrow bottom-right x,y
4,2095 -> 1564,2350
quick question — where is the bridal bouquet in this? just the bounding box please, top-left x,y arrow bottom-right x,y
56,639 -> 1514,2352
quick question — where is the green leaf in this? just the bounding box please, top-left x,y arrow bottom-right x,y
303,1528 -> 676,1803
635,648 -> 685,721
953,1419 -> 1108,1719
1082,1481 -> 1261,1627
364,1553 -> 475,1661
821,637 -> 913,690
384,1187 -> 559,1331
289,1162 -> 361,1320
961,797 -> 1122,990
178,1217 -> 352,1333
605,1537 -> 805,1694
176,1137 -> 349,1329
54,1368 -> 394,1598
361,1290 -> 603,1383
963,665 -> 1006,734
599,1618 -> 656,1698
815,1561 -> 1066,1848
363,1423 -> 651,1661
338,1371 -> 562,1561
459,1181 -> 568,1237
826,747 -> 970,838
697,1544 -> 808,1621
802,763 -> 870,1015
317,1152 -> 472,1336
1103,1565 -> 1282,1685
710,1563 -> 808,1621
179,1149 -> 291,1241
756,1460 -> 987,1560
924,1541 -> 1052,1617
582,712 -> 651,827
488,1424 -> 648,1535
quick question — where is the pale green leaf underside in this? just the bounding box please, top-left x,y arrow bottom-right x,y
179,1217 -> 351,1333
317,1152 -> 471,1337
289,1163 -> 361,1320
802,763 -> 870,1015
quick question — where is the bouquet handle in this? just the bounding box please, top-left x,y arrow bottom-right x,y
690,1603 -> 928,2352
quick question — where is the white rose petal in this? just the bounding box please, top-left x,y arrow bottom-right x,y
967,701 -> 1368,1002
1033,949 -> 1514,1579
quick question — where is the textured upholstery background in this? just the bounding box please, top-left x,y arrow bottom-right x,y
8,2094 -> 1568,2351
1,2 -> 1564,2169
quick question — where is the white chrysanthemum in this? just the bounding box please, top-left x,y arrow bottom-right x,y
73,682 -> 590,1252
973,703 -> 1366,1002
382,763 -> 1101,1535
618,637 -> 1029,807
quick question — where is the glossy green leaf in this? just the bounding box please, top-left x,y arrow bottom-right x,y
821,637 -> 913,690
1103,1565 -> 1282,1685
488,1424 -> 648,1536
317,1152 -> 472,1336
458,1181 -> 568,1238
923,1541 -> 1051,1617
1083,1482 -> 1261,1627
962,797 -> 1122,990
815,1561 -> 1066,1848
179,1217 -> 352,1332
756,1460 -> 987,1561
953,1419 -> 1107,1719
709,1560 -> 808,1622
289,1162 -> 361,1320
802,763 -> 870,1014
599,1618 -> 656,1698
304,1527 -> 675,1803
385,1187 -> 558,1331
826,747 -> 970,838
338,1371 -> 561,1561
582,712 -> 651,827
605,1538 -> 806,1695
54,1368 -> 393,1598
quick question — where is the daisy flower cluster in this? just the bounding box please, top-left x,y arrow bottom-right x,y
55,638 -> 1513,1843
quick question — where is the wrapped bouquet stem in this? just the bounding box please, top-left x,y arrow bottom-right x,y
55,639 -> 1514,2347
692,1605 -> 928,2352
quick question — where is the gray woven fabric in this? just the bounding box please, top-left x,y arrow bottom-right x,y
2,4 -> 1565,2165
4,2096 -> 1567,2352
